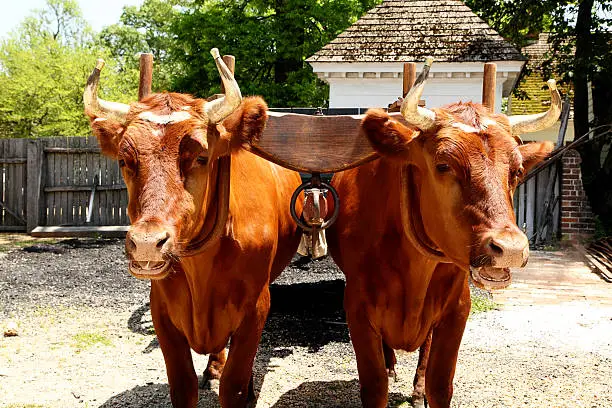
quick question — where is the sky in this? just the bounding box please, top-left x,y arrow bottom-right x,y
0,0 -> 144,39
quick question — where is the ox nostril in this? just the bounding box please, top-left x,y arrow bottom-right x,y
488,240 -> 504,256
156,234 -> 170,250
126,235 -> 137,252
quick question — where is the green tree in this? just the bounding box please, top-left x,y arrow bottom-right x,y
104,0 -> 380,107
99,0 -> 185,92
0,0 -> 137,138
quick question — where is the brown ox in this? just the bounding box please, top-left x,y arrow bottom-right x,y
84,51 -> 301,408
327,60 -> 560,408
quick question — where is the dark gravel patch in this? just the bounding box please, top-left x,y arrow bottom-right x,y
0,238 -> 147,317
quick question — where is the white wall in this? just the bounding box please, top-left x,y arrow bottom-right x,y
327,77 -> 506,112
309,61 -> 524,113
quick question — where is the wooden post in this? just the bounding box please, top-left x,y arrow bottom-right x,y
220,55 -> 236,93
26,140 -> 43,233
403,62 -> 417,97
482,63 -> 497,112
138,53 -> 154,101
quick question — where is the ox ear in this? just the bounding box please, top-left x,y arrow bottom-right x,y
220,96 -> 268,149
519,141 -> 555,173
90,118 -> 125,159
362,109 -> 418,158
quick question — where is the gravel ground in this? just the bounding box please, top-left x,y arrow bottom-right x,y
1,238 -> 611,408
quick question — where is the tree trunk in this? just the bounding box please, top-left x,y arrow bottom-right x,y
574,0 -> 612,235
573,0 -> 594,139
273,0 -> 305,84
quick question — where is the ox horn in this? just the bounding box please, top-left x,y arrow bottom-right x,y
400,57 -> 437,131
83,59 -> 130,123
204,48 -> 243,124
508,79 -> 562,135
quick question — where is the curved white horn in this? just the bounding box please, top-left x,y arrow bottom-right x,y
400,57 -> 437,131
83,59 -> 130,123
508,79 -> 562,135
204,48 -> 242,124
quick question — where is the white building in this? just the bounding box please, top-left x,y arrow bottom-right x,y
307,0 -> 525,113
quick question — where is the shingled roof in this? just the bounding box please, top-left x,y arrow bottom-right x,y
307,0 -> 524,63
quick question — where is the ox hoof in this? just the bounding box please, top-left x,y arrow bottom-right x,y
387,368 -> 398,382
200,377 -> 220,392
411,397 -> 427,408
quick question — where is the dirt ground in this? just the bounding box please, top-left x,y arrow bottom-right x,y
1,235 -> 611,408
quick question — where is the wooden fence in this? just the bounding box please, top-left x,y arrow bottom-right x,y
0,139 -> 28,231
1,136 -> 561,241
0,137 -> 129,235
514,164 -> 561,246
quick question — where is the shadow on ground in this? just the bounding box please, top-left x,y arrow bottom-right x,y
116,276 -> 351,406
265,278 -> 349,351
99,379 -> 410,408
127,278 -> 349,355
99,378 -> 220,408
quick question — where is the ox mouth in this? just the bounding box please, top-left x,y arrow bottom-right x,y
469,266 -> 512,290
129,260 -> 172,280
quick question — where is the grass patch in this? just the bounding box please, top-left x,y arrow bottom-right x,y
470,293 -> 499,314
71,332 -> 112,350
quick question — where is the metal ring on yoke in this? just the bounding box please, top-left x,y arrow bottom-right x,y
289,179 -> 340,232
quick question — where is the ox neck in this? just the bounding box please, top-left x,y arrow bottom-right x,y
399,164 -> 452,263
179,155 -> 232,257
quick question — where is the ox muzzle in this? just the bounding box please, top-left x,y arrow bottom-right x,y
470,224 -> 529,290
125,222 -> 175,280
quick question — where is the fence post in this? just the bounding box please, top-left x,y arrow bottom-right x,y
26,139 -> 43,233
482,63 -> 497,112
403,62 -> 417,98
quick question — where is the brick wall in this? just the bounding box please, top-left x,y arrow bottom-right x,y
561,149 -> 596,242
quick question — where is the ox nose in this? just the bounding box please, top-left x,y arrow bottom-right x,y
126,226 -> 172,262
480,227 -> 529,268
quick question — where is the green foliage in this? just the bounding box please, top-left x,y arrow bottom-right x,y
0,0 -> 137,138
470,291 -> 498,314
104,0 -> 381,107
71,331 -> 113,349
99,0 -> 185,92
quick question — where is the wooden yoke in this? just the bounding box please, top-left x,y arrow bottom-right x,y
249,113 -> 378,173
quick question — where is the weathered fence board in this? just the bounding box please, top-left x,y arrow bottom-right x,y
514,164 -> 561,246
0,135 -> 562,241
38,137 -> 128,228
0,139 -> 27,231
0,137 -> 130,234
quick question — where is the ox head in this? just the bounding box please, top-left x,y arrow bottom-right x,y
84,49 -> 268,280
362,59 -> 560,289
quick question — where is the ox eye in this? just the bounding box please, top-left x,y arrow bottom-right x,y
196,156 -> 208,165
511,167 -> 525,181
118,159 -> 126,168
436,163 -> 451,173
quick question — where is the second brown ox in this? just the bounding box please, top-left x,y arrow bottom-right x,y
328,59 -> 561,408
84,50 -> 301,408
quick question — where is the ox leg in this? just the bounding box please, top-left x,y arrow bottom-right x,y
346,308 -> 388,408
201,350 -> 227,389
412,329 -> 432,408
425,294 -> 470,408
383,341 -> 397,381
152,312 -> 198,408
219,287 -> 270,408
